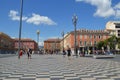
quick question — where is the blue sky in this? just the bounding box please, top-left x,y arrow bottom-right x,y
0,0 -> 120,46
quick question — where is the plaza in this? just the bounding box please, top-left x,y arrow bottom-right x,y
0,54 -> 120,80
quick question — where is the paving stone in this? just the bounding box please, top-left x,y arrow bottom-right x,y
89,72 -> 101,77
50,75 -> 64,78
0,76 -> 5,80
35,78 -> 50,80
36,75 -> 50,78
64,73 -> 76,77
0,55 -> 120,80
65,76 -> 80,80
94,75 -> 108,79
20,76 -> 36,80
0,73 -> 11,77
81,78 -> 96,80
97,79 -> 114,80
78,74 -> 91,78
3,78 -> 19,80
103,73 -> 117,77
7,74 -> 22,78
111,76 -> 120,80
23,74 -> 36,77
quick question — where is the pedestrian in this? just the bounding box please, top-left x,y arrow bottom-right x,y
67,46 -> 71,60
27,48 -> 31,59
29,48 -> 32,59
63,49 -> 66,57
18,49 -> 23,59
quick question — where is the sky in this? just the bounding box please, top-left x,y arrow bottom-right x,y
0,0 -> 120,46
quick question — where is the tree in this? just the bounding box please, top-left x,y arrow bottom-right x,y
96,35 -> 118,50
97,41 -> 105,50
108,35 -> 117,49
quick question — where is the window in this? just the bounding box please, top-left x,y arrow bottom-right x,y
118,34 -> 120,36
80,35 -> 82,39
89,35 -> 92,39
115,25 -> 120,28
84,41 -> 87,46
94,41 -> 97,45
80,41 -> 82,46
84,35 -> 87,39
99,35 -> 101,39
118,30 -> 120,36
94,35 -> 96,39
89,41 -> 92,46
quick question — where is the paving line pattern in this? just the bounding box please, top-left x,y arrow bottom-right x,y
0,55 -> 120,80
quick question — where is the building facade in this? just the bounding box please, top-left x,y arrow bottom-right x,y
0,32 -> 15,54
106,21 -> 120,50
106,21 -> 120,38
14,38 -> 38,51
61,29 -> 109,54
44,38 -> 61,54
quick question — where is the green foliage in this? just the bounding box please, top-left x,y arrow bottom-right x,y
97,41 -> 104,50
96,35 -> 118,50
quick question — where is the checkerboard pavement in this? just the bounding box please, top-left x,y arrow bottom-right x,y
0,54 -> 120,80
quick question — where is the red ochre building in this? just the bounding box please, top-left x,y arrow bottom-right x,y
0,32 -> 15,54
44,38 -> 61,54
14,38 -> 38,51
44,29 -> 110,54
60,29 -> 110,53
0,32 -> 38,54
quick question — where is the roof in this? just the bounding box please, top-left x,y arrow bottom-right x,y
70,29 -> 109,34
44,38 -> 61,42
14,38 -> 35,42
0,32 -> 11,39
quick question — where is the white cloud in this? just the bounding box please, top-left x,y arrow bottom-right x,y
114,2 -> 120,9
9,10 -> 28,21
9,10 -> 57,26
114,2 -> 120,18
26,13 -> 57,25
76,0 -> 115,18
115,10 -> 120,18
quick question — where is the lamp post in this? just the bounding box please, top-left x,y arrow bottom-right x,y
36,30 -> 40,50
61,31 -> 64,51
18,0 -> 23,59
72,14 -> 78,56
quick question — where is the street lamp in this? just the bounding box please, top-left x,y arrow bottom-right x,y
61,31 -> 64,51
72,14 -> 78,56
36,30 -> 40,49
18,0 -> 23,59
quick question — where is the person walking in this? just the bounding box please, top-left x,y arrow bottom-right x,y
63,49 -> 66,57
26,48 -> 31,59
18,49 -> 23,59
67,47 -> 71,60
29,48 -> 32,59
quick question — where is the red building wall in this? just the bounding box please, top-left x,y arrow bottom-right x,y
14,38 -> 38,51
44,39 -> 61,53
62,29 -> 109,51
